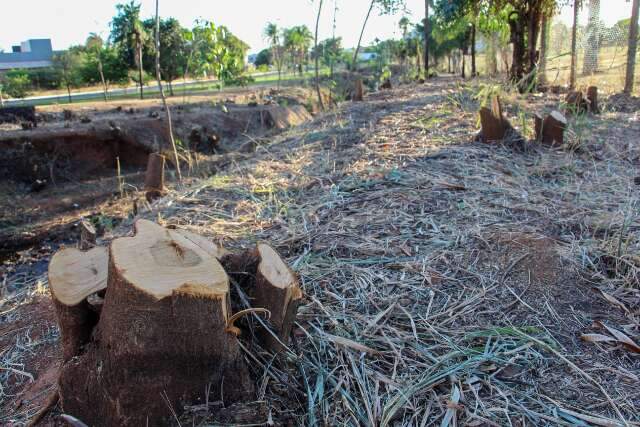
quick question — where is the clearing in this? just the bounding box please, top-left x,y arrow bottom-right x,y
1,76 -> 639,426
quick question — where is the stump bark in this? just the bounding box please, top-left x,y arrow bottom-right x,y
53,220 -> 254,426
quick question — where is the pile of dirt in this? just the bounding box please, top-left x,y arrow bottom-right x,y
606,92 -> 640,112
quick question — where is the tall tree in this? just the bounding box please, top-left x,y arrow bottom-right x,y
351,0 -> 406,70
264,23 -> 283,88
111,1 -> 147,99
86,34 -> 109,101
538,13 -> 549,85
569,0 -> 580,89
153,0 -> 181,181
284,26 -> 313,75
142,17 -> 188,95
624,0 -> 640,93
424,0 -> 430,79
53,49 -> 83,103
314,0 -> 325,111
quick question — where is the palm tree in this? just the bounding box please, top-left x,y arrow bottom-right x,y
314,0 -> 325,111
284,26 -> 313,76
264,22 -> 283,87
111,1 -> 147,99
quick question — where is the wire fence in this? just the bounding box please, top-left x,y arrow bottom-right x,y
541,0 -> 637,93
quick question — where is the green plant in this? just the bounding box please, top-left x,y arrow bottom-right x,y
2,70 -> 31,98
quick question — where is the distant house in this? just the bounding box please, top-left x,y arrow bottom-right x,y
0,39 -> 54,71
358,52 -> 378,62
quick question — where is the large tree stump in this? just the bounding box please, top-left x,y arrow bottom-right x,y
54,220 -> 254,426
49,246 -> 108,361
534,110 -> 567,145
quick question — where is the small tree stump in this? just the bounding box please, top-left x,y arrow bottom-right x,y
586,86 -> 599,113
221,244 -> 302,352
55,220 -> 254,426
144,152 -> 165,202
534,113 -> 544,143
535,110 -> 567,145
251,244 -> 303,351
353,78 -> 364,102
78,220 -> 96,250
49,246 -> 108,361
565,90 -> 587,114
478,96 -> 510,143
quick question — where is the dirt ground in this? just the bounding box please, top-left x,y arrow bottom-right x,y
1,76 -> 639,426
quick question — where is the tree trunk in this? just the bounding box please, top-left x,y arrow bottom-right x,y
424,0 -> 430,79
314,0 -> 325,111
154,0 -> 182,182
527,4 -> 542,75
448,55 -> 452,74
582,0 -> 600,75
624,0 -> 640,93
98,58 -> 108,102
67,84 -> 72,104
569,0 -> 579,89
471,22 -> 477,77
539,13 -> 549,86
461,49 -> 466,79
509,11 -> 526,82
352,0 -> 375,71
137,35 -> 144,100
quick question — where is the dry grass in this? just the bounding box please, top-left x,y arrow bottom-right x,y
2,76 -> 640,425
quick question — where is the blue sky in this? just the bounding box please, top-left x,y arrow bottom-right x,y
1,0 -> 631,54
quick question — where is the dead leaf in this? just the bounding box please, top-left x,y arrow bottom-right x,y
593,288 -> 629,314
594,321 -> 640,354
323,333 -> 381,355
580,333 -> 617,344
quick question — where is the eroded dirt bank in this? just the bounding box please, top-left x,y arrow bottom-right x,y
0,88 -> 318,258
